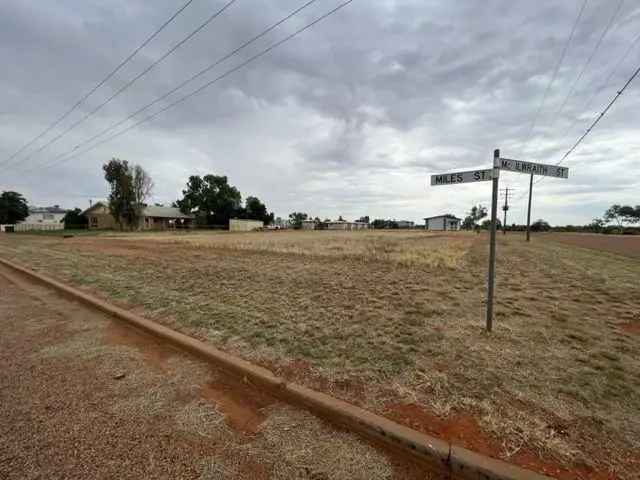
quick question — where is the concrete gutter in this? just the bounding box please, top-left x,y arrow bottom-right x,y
0,257 -> 554,480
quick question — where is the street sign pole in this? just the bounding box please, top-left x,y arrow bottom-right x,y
526,173 -> 533,242
486,149 -> 500,332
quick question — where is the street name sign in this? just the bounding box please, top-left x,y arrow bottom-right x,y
499,157 -> 569,178
430,168 -> 495,186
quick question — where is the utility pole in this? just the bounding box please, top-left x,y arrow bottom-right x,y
499,187 -> 513,235
526,173 -> 533,242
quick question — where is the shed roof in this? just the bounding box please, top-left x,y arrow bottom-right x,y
424,214 -> 461,221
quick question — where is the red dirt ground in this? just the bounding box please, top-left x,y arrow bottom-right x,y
384,403 -> 614,480
547,233 -> 640,258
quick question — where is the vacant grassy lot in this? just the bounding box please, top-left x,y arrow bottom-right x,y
1,230 -> 639,478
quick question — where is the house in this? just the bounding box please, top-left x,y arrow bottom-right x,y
300,219 -> 316,230
229,218 -> 264,231
82,202 -> 194,230
396,220 -> 415,229
424,214 -> 461,231
326,220 -> 370,231
16,205 -> 66,231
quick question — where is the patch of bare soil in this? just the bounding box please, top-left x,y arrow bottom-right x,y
383,403 -> 613,480
546,233 -> 640,258
0,268 -> 415,480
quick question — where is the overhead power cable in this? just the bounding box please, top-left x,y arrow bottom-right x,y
9,0 -> 237,168
515,58 -> 640,201
520,0 -> 588,156
1,0 -> 195,166
33,0 -> 355,173
555,30 -> 640,150
551,0 -> 624,124
25,0 -> 319,172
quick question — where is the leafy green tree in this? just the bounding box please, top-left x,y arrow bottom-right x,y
589,218 -> 605,233
103,158 -> 152,230
0,191 -> 29,224
240,196 -> 274,225
604,204 -> 624,228
531,219 -> 551,232
288,212 -> 308,229
62,208 -> 88,229
481,218 -> 502,230
356,215 -> 370,224
462,204 -> 487,230
177,175 -> 242,227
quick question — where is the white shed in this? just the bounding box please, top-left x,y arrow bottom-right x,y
424,215 -> 461,231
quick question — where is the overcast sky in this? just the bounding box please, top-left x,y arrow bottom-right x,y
1,0 -> 639,225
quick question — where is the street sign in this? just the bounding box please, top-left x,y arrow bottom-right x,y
499,157 -> 569,178
430,168 -> 495,186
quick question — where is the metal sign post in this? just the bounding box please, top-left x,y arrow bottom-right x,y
429,151 -> 500,332
429,151 -> 567,332
526,173 -> 533,242
486,149 -> 500,332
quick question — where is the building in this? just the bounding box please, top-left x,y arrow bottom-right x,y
326,220 -> 370,231
229,218 -> 264,231
396,220 -> 415,229
82,202 -> 194,230
424,214 -> 461,231
300,219 -> 316,230
16,205 -> 66,231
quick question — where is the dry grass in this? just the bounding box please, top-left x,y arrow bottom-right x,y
1,231 -> 639,478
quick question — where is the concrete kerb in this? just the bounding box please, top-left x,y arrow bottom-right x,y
0,257 -> 555,480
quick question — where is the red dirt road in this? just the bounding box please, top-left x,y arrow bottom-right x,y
546,233 -> 640,258
0,266 -> 428,479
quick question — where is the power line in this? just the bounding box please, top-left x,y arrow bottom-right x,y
555,29 -> 640,152
10,0 -> 238,168
1,0 -> 195,166
515,58 -> 640,202
23,0 -> 320,173
551,0 -> 624,125
520,0 -> 588,156
33,0 -> 355,173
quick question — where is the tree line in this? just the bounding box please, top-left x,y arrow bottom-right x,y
459,203 -> 640,234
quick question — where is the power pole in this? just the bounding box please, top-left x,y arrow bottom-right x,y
499,187 -> 513,235
526,173 -> 533,242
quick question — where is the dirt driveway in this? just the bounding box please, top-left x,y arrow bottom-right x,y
0,266 -> 426,480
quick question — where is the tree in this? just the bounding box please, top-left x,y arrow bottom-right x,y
481,218 -> 502,230
0,191 -> 29,224
132,164 -> 153,227
62,208 -> 88,229
531,219 -> 551,232
103,158 -> 153,230
176,175 -> 242,227
241,196 -> 274,225
103,158 -> 133,230
619,205 -> 638,225
462,204 -> 487,230
356,216 -> 370,224
288,212 -> 308,229
589,218 -> 605,233
604,204 -> 624,228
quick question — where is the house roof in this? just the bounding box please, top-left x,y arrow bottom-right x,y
29,205 -> 67,214
81,201 -> 108,216
81,202 -> 194,219
424,214 -> 461,221
142,206 -> 194,219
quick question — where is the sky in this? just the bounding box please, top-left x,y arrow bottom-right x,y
1,0 -> 639,225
